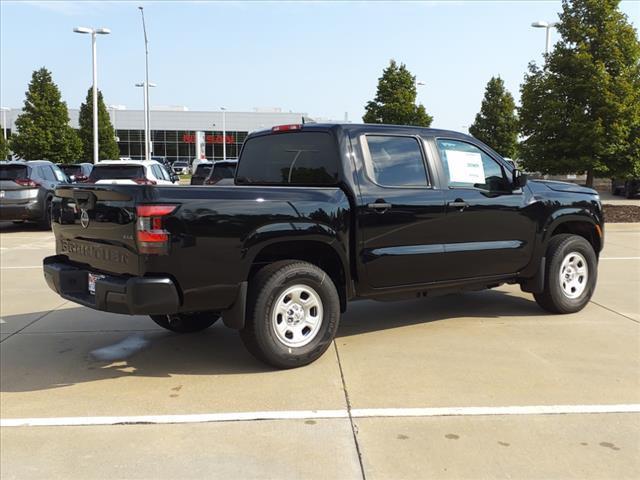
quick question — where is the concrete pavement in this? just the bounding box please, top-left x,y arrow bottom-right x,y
1,222 -> 639,479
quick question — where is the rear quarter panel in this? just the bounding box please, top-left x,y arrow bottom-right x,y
146,185 -> 351,311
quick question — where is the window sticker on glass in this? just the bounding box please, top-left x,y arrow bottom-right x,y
445,150 -> 485,184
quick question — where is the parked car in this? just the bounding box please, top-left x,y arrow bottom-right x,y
190,161 -> 213,185
612,178 -> 640,198
58,163 -> 93,183
87,160 -> 177,185
204,160 -> 238,185
44,123 -> 603,368
172,161 -> 190,175
1,160 -> 69,228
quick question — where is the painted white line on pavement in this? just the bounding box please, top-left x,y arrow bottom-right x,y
2,404 -> 639,427
0,410 -> 348,427
350,404 -> 640,418
0,266 -> 42,270
600,257 -> 640,260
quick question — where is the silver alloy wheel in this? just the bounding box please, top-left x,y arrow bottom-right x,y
559,251 -> 589,299
272,284 -> 323,348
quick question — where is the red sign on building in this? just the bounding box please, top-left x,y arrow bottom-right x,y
182,133 -> 235,144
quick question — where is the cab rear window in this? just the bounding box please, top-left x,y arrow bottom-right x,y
89,165 -> 144,181
236,132 -> 339,185
0,165 -> 29,180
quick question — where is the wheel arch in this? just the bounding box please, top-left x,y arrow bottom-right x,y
248,239 -> 350,312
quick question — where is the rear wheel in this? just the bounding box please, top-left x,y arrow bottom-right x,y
240,260 -> 340,369
534,234 -> 597,314
150,312 -> 220,333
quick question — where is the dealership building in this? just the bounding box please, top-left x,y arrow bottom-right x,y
1,107 -> 308,162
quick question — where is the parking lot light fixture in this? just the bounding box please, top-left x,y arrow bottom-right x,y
220,107 -> 227,161
135,82 -> 156,160
0,107 -> 9,141
74,26 -> 111,164
531,20 -> 559,56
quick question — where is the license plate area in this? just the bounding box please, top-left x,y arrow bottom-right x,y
88,272 -> 105,295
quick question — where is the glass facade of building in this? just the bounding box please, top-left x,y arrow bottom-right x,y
115,129 -> 249,162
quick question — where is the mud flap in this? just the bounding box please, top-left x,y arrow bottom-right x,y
520,257 -> 545,294
223,281 -> 247,329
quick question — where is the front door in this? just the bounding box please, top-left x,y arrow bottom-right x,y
354,133 -> 447,289
432,138 -> 536,280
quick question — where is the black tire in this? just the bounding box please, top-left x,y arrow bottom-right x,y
534,234 -> 597,314
150,312 -> 219,333
240,260 -> 341,369
40,197 -> 52,230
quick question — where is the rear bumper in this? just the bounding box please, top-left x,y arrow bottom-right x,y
43,255 -> 180,315
0,200 -> 41,221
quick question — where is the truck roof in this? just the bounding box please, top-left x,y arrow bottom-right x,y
252,122 -> 476,141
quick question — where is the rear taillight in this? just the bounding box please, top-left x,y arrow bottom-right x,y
136,205 -> 177,255
133,178 -> 157,185
271,124 -> 302,133
14,178 -> 39,187
75,175 -> 88,182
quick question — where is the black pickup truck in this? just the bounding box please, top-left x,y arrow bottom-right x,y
43,123 -> 604,368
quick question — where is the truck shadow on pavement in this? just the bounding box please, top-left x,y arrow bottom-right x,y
0,289 -> 543,393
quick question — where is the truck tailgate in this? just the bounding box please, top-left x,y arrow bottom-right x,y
52,185 -> 143,276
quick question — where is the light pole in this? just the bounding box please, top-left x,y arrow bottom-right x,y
0,107 -> 9,141
74,26 -> 111,164
531,21 -> 558,56
220,107 -> 227,161
138,6 -> 152,161
135,82 -> 156,159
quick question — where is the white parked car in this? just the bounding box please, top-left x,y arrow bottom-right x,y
172,161 -> 191,175
88,160 -> 177,185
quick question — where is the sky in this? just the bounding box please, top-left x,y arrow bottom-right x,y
1,0 -> 639,131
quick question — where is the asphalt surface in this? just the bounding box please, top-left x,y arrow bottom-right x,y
1,222 -> 639,479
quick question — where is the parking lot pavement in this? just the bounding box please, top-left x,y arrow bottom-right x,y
1,222 -> 639,479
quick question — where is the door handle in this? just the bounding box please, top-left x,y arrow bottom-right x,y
448,200 -> 469,210
368,202 -> 392,212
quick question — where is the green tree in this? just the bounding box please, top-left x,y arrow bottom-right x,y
469,77 -> 519,159
519,0 -> 640,186
363,59 -> 433,127
9,67 -> 81,162
78,87 -> 119,162
0,128 -> 9,160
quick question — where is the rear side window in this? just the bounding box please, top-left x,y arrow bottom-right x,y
0,165 -> 28,180
51,165 -> 67,182
363,135 -> 429,187
38,166 -> 56,181
236,132 -> 339,185
90,165 -> 145,181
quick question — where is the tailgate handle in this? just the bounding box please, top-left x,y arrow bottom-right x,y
73,190 -> 97,211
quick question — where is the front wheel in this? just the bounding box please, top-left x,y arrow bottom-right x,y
150,312 -> 220,333
240,260 -> 341,369
534,234 -> 597,314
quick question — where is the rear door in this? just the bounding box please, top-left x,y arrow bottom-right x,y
0,164 -> 38,206
351,132 -> 447,288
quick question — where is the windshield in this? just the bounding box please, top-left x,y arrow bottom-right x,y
236,132 -> 339,185
0,164 -> 29,180
211,164 -> 236,181
89,165 -> 144,181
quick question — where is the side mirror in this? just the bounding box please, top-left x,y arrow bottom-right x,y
512,169 -> 527,189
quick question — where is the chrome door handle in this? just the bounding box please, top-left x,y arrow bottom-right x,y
448,201 -> 469,209
368,202 -> 392,211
